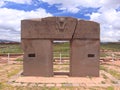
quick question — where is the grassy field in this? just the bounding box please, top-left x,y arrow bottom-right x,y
53,42 -> 70,57
53,42 -> 70,52
101,43 -> 120,51
0,42 -> 120,54
0,63 -> 117,90
0,44 -> 23,54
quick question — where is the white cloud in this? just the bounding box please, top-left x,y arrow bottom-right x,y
99,0 -> 120,10
90,8 -> 120,42
40,0 -> 120,13
3,0 -> 33,4
0,1 -> 5,7
0,8 -> 52,41
40,0 -> 101,13
41,0 -> 100,7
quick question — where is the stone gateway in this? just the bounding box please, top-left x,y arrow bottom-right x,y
21,17 -> 100,77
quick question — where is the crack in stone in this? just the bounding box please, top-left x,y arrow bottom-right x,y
71,19 -> 78,40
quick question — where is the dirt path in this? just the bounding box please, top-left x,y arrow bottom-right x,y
105,61 -> 120,67
104,64 -> 120,73
0,64 -> 22,82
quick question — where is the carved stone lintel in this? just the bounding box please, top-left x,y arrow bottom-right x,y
56,17 -> 66,32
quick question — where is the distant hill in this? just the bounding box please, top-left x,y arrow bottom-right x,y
0,39 -> 19,44
101,42 -> 120,44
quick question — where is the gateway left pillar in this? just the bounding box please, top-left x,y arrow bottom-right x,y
22,39 -> 53,76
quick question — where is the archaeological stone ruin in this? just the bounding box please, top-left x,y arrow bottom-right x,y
21,17 -> 100,77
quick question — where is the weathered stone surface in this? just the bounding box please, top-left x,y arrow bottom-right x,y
70,39 -> 99,76
22,40 -> 53,76
74,20 -> 100,39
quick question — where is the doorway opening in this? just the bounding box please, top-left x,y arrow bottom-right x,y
53,40 -> 70,76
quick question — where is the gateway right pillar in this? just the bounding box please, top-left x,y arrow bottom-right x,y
70,20 -> 100,77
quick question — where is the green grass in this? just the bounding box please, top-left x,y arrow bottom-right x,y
53,42 -> 70,52
0,42 -> 120,56
0,82 -> 3,90
54,42 -> 120,53
100,65 -> 120,80
106,86 -> 114,90
101,43 -> 120,52
0,64 -> 22,90
15,58 -> 23,61
53,42 -> 70,57
100,65 -> 106,71
0,86 -> 112,90
0,84 -> 59,90
0,44 -> 23,54
7,66 -> 22,78
100,53 -> 109,57
108,69 -> 120,80
102,73 -> 108,79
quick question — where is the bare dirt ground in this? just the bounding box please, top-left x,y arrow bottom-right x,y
0,55 -> 23,64
0,55 -> 23,83
103,61 -> 120,72
105,61 -> 120,66
0,54 -> 120,90
8,64 -> 120,86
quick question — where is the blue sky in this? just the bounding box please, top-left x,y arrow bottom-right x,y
0,0 -> 120,42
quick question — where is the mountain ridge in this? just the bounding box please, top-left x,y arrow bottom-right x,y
0,39 -> 19,43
